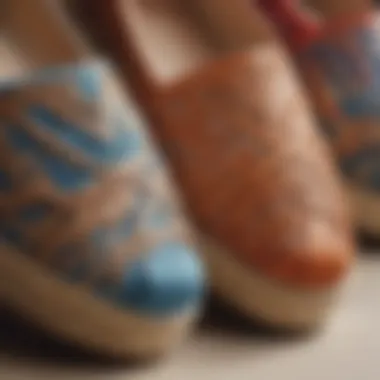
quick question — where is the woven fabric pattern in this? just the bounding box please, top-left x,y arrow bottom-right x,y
0,62 -> 203,315
299,15 -> 380,191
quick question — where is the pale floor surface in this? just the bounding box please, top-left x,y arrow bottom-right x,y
0,252 -> 379,380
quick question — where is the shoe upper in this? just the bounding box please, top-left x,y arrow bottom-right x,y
76,0 -> 354,289
148,48 -> 354,289
298,14 -> 380,192
0,61 -> 205,317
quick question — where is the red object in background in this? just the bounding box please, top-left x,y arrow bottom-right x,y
256,0 -> 321,49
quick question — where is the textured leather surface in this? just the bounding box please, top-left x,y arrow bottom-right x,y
78,1 -> 354,288
153,48 -> 353,288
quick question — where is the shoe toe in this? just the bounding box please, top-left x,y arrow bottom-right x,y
98,242 -> 205,317
265,220 -> 354,288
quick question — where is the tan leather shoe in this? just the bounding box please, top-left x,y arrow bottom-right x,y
77,0 -> 355,330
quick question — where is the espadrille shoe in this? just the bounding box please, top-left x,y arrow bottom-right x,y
259,0 -> 380,236
74,0 -> 354,330
0,0 -> 204,359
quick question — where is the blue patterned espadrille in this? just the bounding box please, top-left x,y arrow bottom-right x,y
0,61 -> 205,358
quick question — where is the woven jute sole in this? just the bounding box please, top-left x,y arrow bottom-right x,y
0,243 -> 196,359
201,237 -> 343,330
